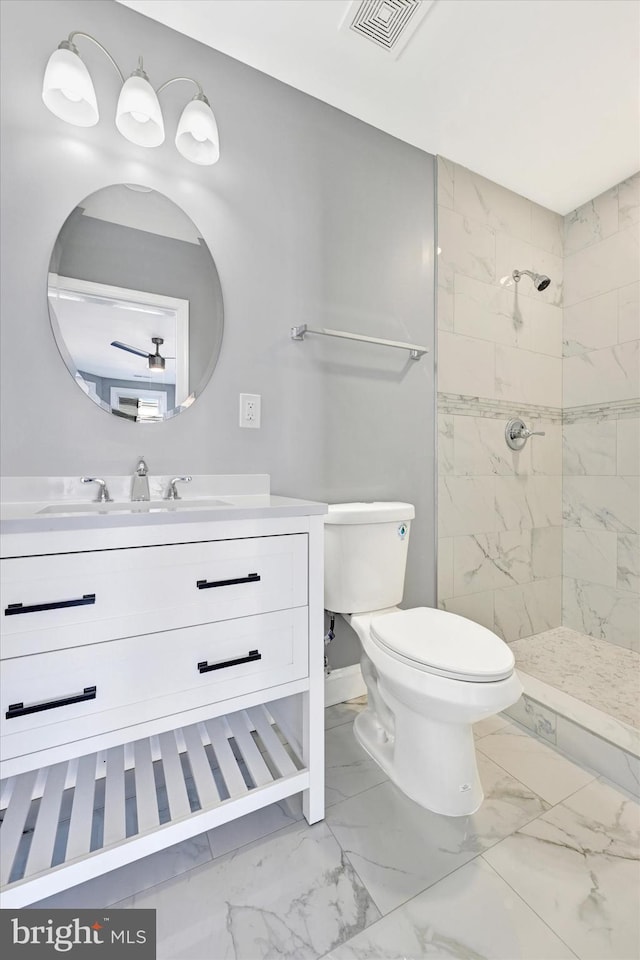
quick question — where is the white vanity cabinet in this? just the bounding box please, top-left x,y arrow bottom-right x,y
0,503 -> 326,907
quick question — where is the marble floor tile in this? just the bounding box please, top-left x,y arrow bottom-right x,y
325,856 -> 576,960
325,752 -> 549,916
31,832 -> 213,909
325,700 -> 366,731
476,721 -> 596,805
484,778 -> 640,960
120,820 -> 380,960
207,794 -> 303,858
473,713 -> 511,739
325,722 -> 388,807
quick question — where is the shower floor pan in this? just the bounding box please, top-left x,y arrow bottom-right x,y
505,627 -> 639,797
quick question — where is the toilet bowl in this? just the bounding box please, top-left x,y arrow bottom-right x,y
324,503 -> 522,817
348,607 -> 521,816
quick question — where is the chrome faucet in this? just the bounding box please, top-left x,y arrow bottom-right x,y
131,457 -> 150,501
164,476 -> 192,500
81,477 -> 112,502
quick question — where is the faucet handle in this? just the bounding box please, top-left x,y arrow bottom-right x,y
505,418 -> 545,450
81,477 -> 112,502
164,476 -> 192,500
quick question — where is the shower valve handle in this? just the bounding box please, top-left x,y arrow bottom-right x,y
505,418 -> 545,450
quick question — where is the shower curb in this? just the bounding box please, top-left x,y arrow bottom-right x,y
504,680 -> 639,798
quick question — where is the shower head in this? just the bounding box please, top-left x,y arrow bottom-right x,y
512,269 -> 551,292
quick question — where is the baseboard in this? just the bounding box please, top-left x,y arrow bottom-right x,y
325,664 -> 366,707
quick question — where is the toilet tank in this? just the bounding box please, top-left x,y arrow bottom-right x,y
324,502 -> 415,614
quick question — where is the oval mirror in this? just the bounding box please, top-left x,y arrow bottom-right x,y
47,184 -> 223,422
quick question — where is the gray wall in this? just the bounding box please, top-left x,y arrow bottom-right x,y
0,0 -> 436,668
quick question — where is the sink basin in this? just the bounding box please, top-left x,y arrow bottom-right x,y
37,499 -> 231,516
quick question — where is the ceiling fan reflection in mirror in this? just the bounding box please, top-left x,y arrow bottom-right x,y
110,336 -> 174,372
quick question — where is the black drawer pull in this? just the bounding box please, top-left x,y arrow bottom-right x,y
196,573 -> 260,590
198,650 -> 261,673
5,593 -> 96,616
6,686 -> 97,719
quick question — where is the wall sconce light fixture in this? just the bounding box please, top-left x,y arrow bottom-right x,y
42,31 -> 220,165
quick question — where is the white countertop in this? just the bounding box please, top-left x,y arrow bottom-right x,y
0,475 -> 327,547
1,494 -> 327,534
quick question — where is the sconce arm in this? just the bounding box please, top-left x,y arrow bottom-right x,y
156,76 -> 206,101
66,31 -> 125,83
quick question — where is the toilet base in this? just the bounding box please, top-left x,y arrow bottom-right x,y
344,610 -> 521,817
354,701 -> 484,817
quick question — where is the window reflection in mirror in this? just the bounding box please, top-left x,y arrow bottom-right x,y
47,184 -> 223,423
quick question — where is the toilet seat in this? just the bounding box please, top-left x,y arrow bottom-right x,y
369,607 -> 514,683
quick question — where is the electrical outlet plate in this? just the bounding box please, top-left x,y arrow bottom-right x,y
239,393 -> 261,429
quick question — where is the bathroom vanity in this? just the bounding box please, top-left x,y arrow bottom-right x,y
0,477 -> 326,907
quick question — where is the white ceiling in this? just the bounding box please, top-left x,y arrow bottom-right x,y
118,0 -> 640,214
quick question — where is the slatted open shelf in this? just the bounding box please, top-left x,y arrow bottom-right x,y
0,704 -> 308,907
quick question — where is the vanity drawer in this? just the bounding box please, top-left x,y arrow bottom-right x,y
1,534 -> 308,658
0,607 -> 308,763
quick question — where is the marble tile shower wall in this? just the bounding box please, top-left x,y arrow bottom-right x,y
436,157 -> 564,642
436,158 -> 640,652
562,174 -> 640,652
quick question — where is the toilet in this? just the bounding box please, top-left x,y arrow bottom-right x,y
324,502 -> 522,817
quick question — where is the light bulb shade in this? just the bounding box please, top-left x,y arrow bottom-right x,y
115,75 -> 164,147
42,47 -> 99,127
175,98 -> 219,165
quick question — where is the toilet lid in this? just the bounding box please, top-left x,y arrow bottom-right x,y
369,607 -> 515,682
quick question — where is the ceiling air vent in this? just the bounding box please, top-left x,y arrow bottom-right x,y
339,0 -> 435,58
